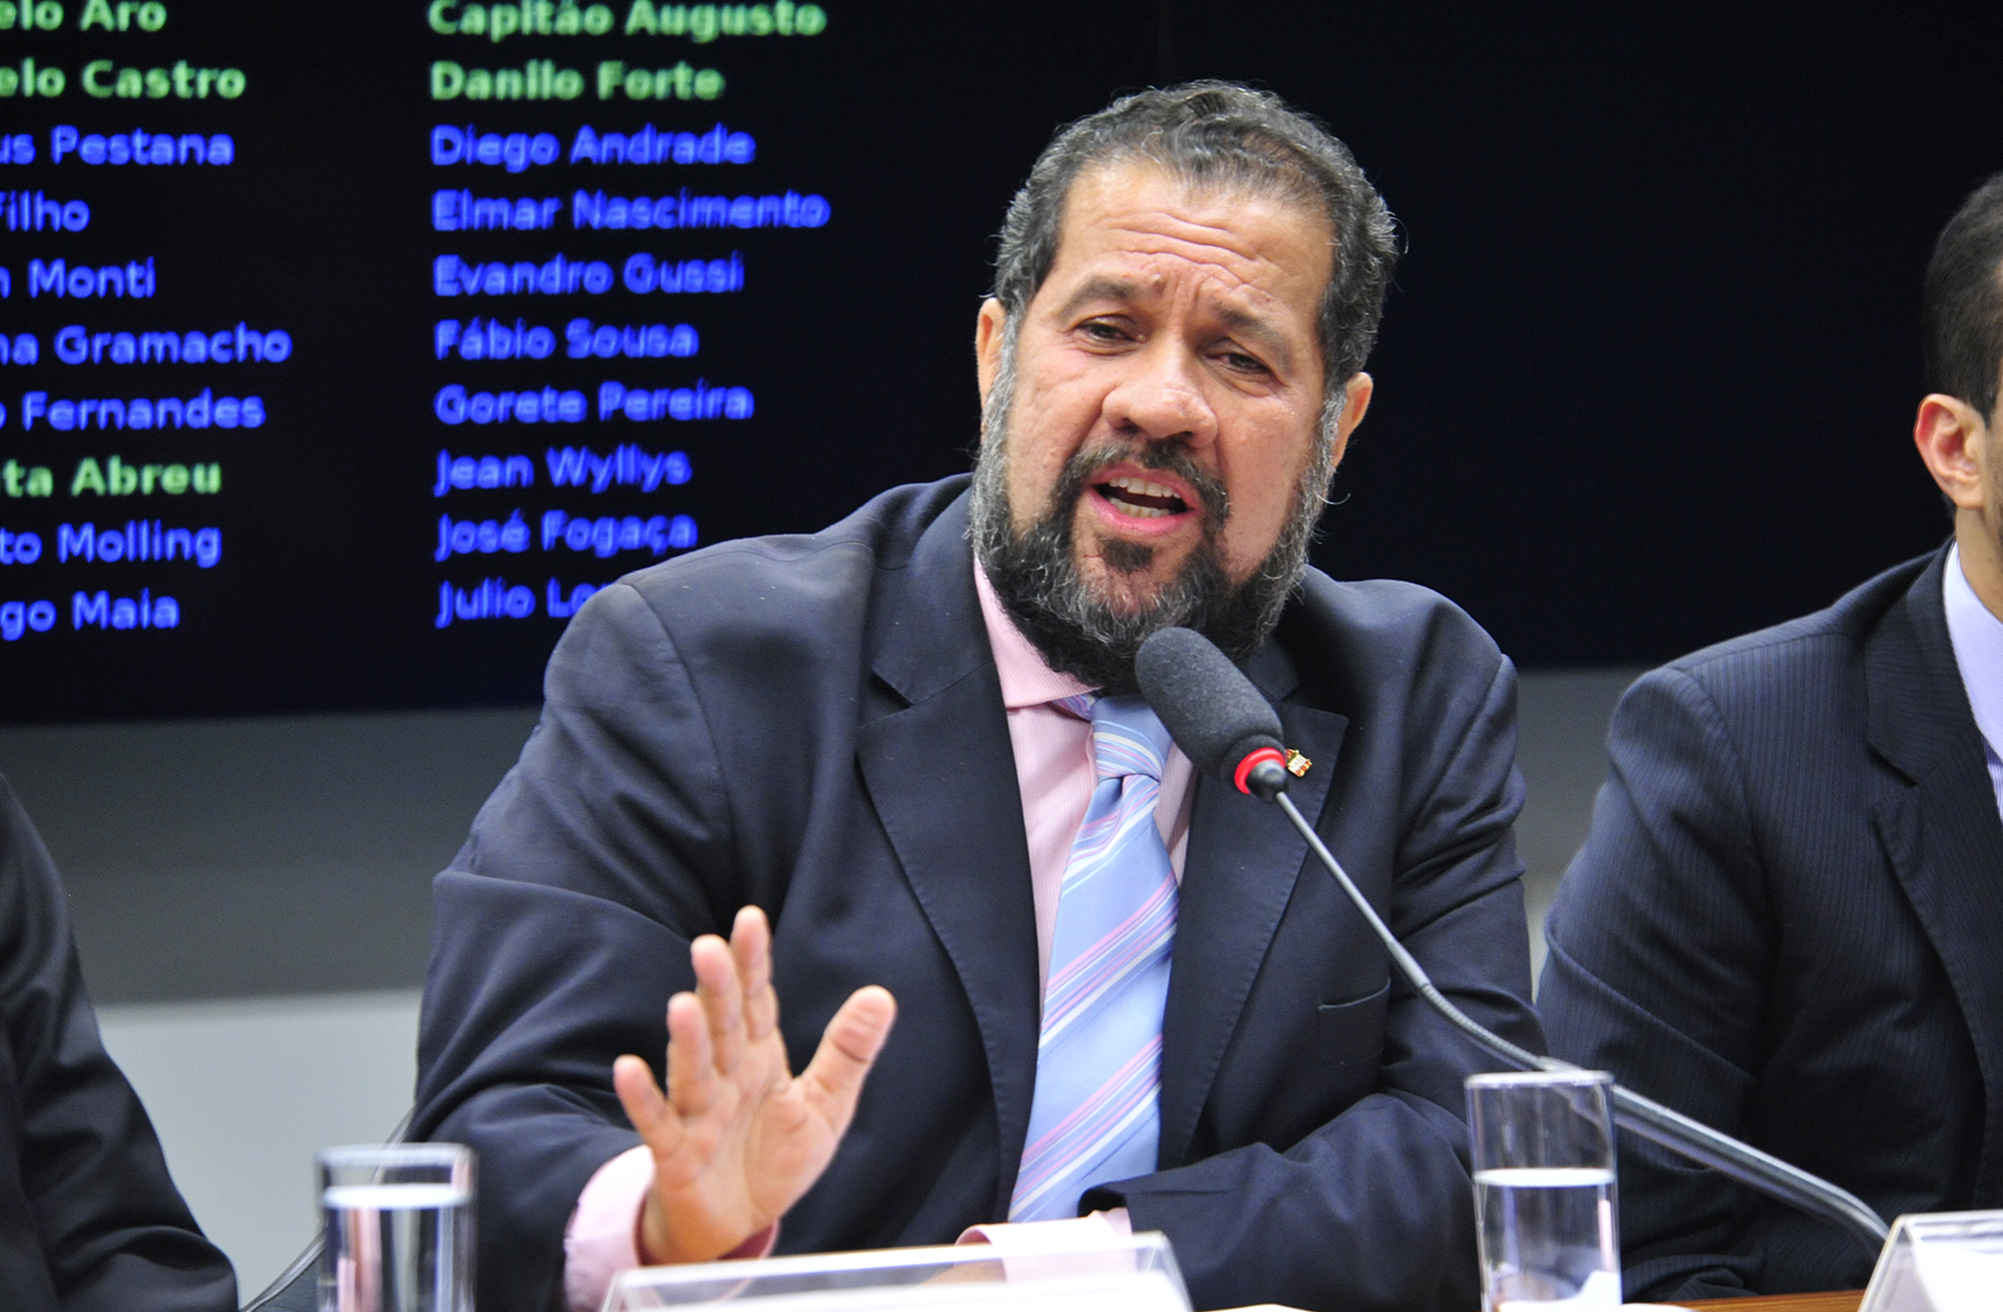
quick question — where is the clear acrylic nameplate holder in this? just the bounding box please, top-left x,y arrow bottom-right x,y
602,1232 -> 1191,1312
1858,1210 -> 2003,1312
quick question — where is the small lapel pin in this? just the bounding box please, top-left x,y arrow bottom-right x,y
1285,749 -> 1312,778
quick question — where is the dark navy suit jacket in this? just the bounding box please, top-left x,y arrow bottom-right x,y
0,778 -> 236,1312
411,476 -> 1544,1312
1542,549 -> 2003,1298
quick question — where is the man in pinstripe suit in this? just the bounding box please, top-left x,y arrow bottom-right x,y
1541,174 -> 2003,1298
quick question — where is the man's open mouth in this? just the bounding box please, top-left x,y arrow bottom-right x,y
1094,475 -> 1191,519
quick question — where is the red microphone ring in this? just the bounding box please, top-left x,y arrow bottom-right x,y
1234,747 -> 1288,795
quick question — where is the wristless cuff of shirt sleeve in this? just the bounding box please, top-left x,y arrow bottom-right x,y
563,1146 -> 780,1312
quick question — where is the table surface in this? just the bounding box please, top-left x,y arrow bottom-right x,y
1680,1293 -> 1863,1312
1264,1290 -> 1869,1312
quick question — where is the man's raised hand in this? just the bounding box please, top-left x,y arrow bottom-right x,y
612,905 -> 897,1265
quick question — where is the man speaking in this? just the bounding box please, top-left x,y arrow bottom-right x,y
412,83 -> 1543,1312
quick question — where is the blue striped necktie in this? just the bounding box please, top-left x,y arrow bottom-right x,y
1009,693 -> 1179,1221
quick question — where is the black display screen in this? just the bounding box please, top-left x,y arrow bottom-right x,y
0,2 -> 1993,722
0,0 -> 944,720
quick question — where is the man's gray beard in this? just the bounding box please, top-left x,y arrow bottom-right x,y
967,336 -> 1342,695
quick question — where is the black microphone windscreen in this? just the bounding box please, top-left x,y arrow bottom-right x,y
1135,627 -> 1283,782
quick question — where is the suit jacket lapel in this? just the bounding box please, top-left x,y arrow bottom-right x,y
853,496 -> 1042,1214
1159,639 -> 1349,1169
1868,549 -> 2003,1201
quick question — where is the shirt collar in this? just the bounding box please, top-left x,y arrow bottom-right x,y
974,559 -> 1095,709
1943,542 -> 2003,760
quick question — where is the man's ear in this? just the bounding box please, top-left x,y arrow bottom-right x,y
975,299 -> 1007,409
1326,372 -> 1374,471
1914,392 -> 1989,510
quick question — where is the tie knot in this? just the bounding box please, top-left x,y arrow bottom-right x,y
1088,694 -> 1169,784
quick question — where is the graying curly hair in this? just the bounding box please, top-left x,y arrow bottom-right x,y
990,80 -> 1399,388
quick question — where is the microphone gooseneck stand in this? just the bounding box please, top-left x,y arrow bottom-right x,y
1266,785 -> 1890,1261
1129,624 -> 1888,1261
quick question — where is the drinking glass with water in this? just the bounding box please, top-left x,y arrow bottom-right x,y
1466,1071 -> 1621,1312
319,1143 -> 475,1312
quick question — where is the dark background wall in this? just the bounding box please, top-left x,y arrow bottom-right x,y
0,709 -> 537,1002
1172,1 -> 1984,663
0,1 -> 1988,720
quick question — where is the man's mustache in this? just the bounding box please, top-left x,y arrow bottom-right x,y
1047,439 -> 1230,529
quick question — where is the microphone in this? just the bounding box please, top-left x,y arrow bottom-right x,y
1132,626 -> 1292,800
1133,626 -> 1889,1260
